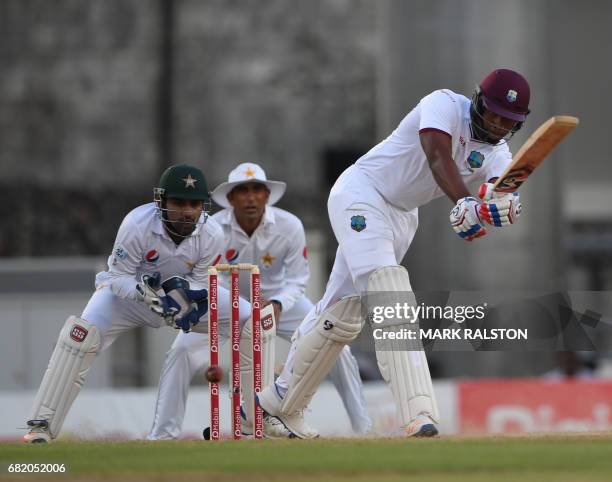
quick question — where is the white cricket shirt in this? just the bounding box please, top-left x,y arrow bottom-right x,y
356,89 -> 512,210
95,203 -> 224,299
212,206 -> 309,313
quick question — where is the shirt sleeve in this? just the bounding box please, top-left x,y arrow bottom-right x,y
269,221 -> 309,313
103,216 -> 145,300
418,90 -> 460,137
185,223 -> 225,290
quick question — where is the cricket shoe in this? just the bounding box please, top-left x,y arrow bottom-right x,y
404,413 -> 439,437
257,385 -> 319,439
23,420 -> 51,444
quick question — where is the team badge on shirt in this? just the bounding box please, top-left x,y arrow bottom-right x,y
226,249 -> 239,262
145,249 -> 159,263
467,151 -> 485,170
303,246 -> 308,259
114,245 -> 128,260
262,252 -> 275,268
350,215 -> 367,232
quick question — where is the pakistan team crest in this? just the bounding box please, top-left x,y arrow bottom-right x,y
350,215 -> 366,232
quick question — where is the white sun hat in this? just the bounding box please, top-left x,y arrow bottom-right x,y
211,162 -> 287,208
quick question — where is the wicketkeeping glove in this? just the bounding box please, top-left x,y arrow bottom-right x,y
449,197 -> 487,241
136,273 -> 208,332
477,182 -> 522,227
160,277 -> 208,333
136,272 -> 164,308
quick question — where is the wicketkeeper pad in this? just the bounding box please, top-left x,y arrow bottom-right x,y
240,303 -> 276,426
368,266 -> 440,425
280,296 -> 363,415
27,316 -> 101,439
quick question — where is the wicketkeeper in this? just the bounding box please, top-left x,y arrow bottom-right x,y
23,164 -> 271,443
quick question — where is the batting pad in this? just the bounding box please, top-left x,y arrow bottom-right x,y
240,303 -> 276,425
368,266 -> 440,425
280,296 -> 363,415
28,316 -> 101,439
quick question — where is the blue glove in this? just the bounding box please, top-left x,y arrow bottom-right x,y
173,301 -> 209,332
136,272 -> 179,320
160,277 -> 208,332
143,271 -> 161,289
153,295 -> 182,319
161,276 -> 209,304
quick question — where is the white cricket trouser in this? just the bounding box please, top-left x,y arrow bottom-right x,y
147,295 -> 372,439
275,165 -> 419,406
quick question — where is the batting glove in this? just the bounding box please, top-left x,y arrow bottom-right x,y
450,197 -> 488,241
477,182 -> 522,227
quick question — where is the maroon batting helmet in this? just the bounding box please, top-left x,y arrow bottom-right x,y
470,68 -> 531,144
479,68 -> 530,121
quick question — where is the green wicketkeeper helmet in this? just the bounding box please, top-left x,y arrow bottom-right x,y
154,164 -> 211,201
154,164 -> 212,237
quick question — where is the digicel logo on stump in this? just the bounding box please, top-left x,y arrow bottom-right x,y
459,380 -> 612,433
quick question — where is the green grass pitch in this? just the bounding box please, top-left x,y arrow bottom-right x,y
2,435 -> 612,481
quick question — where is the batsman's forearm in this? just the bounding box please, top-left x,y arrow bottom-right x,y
420,130 -> 471,203
428,155 -> 472,203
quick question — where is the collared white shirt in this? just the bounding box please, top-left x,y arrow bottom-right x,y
212,206 -> 309,313
95,203 -> 224,299
356,89 -> 512,211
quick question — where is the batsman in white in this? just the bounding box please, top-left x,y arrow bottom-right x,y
147,162 -> 371,439
23,164 -> 257,443
258,68 -> 531,438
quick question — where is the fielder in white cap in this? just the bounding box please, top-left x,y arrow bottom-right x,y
148,162 -> 372,439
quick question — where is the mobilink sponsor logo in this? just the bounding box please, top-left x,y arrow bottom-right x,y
232,361 -> 241,392
209,276 -> 218,352
210,407 -> 220,439
252,274 -> 261,354
232,283 -> 240,310
255,413 -> 264,438
252,272 -> 263,425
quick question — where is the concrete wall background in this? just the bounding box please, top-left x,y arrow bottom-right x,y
1,1 -> 611,383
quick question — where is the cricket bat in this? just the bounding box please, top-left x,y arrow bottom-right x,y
492,115 -> 579,193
